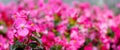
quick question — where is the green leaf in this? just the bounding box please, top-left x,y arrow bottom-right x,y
32,32 -> 41,38
52,29 -> 60,36
28,42 -> 38,48
54,14 -> 61,26
69,17 -> 76,27
57,45 -> 62,50
0,31 -> 5,36
107,28 -> 114,38
64,31 -> 70,42
10,41 -> 25,50
30,36 -> 42,45
10,45 -> 14,50
32,48 -> 44,50
85,38 -> 91,45
29,36 -> 44,50
50,45 -> 62,50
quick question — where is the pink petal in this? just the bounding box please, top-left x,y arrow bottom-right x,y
17,28 -> 29,37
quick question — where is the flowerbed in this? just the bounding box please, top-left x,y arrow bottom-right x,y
0,0 -> 120,50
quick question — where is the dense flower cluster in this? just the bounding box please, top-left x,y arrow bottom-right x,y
0,0 -> 120,50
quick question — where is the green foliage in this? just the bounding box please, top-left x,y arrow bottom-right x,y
107,28 -> 114,38
10,41 -> 25,50
54,14 -> 61,26
85,38 -> 91,45
50,45 -> 62,50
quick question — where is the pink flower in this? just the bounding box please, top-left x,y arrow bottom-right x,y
84,43 -> 92,50
14,18 -> 29,37
0,35 -> 9,50
101,45 -> 107,50
112,27 -> 120,38
17,28 -> 29,37
41,31 -> 55,49
7,28 -> 16,44
69,27 -> 85,49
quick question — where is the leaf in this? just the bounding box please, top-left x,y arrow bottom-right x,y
32,48 -> 44,50
10,41 -> 26,50
52,29 -> 60,36
57,45 -> 62,50
54,14 -> 61,26
0,31 -> 5,36
50,45 -> 62,50
9,45 -> 14,50
107,28 -> 114,38
15,47 -> 24,50
69,17 -> 76,27
30,36 -> 42,45
29,36 -> 45,50
85,38 -> 91,45
64,31 -> 70,42
29,42 -> 38,48
33,32 -> 41,38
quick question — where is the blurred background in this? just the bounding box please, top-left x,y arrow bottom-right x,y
0,0 -> 120,7
0,0 -> 120,11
